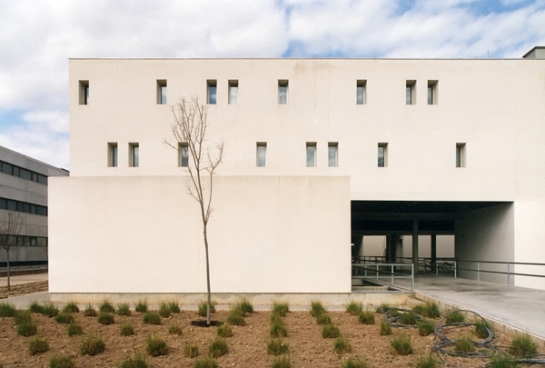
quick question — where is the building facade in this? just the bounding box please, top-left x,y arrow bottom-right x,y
50,49 -> 545,297
0,145 -> 68,267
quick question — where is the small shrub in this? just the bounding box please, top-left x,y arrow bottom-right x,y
489,355 -> 520,368
143,311 -> 161,325
510,334 -> 537,357
272,355 -> 291,368
29,336 -> 49,355
84,304 -> 97,317
455,337 -> 476,353
29,301 -> 44,314
267,339 -> 289,355
55,313 -> 75,324
310,301 -> 326,317
316,313 -> 332,325
194,357 -> 217,368
80,335 -> 105,356
99,299 -> 115,313
169,324 -> 183,335
146,335 -> 168,357
168,300 -> 180,313
358,311 -> 375,325
217,324 -> 233,338
49,354 -> 75,368
135,299 -> 148,313
62,302 -> 79,314
184,342 -> 199,358
159,302 -> 171,318
0,302 -> 16,317
17,321 -> 38,336
474,319 -> 493,338
341,356 -> 368,368
416,355 -> 437,368
208,337 -> 228,358
400,311 -> 418,325
334,337 -> 352,354
226,310 -> 246,326
380,320 -> 393,336
119,354 -> 148,368
424,303 -> 441,318
198,300 -> 216,317
117,303 -> 131,316
445,310 -> 465,323
67,322 -> 83,336
272,301 -> 290,317
322,324 -> 340,338
15,310 -> 32,325
41,303 -> 59,318
418,319 -> 435,336
235,298 -> 254,314
346,301 -> 363,315
412,304 -> 426,315
270,320 -> 288,338
390,334 -> 413,355
120,322 -> 135,336
98,312 -> 115,325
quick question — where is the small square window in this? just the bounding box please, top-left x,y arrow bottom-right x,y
207,80 -> 217,104
328,143 -> 338,167
256,143 -> 267,167
179,143 -> 189,167
79,80 -> 89,105
157,80 -> 167,104
306,143 -> 317,167
356,80 -> 366,105
406,80 -> 416,105
129,143 -> 139,167
378,143 -> 388,167
108,143 -> 118,167
228,80 -> 238,104
456,143 -> 466,167
428,80 -> 438,105
278,80 -> 288,104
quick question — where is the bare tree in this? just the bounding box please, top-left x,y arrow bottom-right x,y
0,212 -> 24,293
167,97 -> 224,325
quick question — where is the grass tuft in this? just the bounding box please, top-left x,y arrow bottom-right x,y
194,357 -> 217,368
49,354 -> 75,368
510,334 -> 537,357
267,338 -> 289,355
417,319 -> 436,336
358,311 -> 375,325
475,319 -> 493,339
334,337 -> 352,354
341,356 -> 368,368
84,304 -> 97,317
0,302 -> 16,317
272,301 -> 290,317
235,298 -> 254,314
226,310 -> 246,326
217,324 -> 233,338
399,311 -> 418,325
55,313 -> 75,324
412,304 -> 426,315
146,335 -> 168,357
380,320 -> 393,336
316,313 -> 332,325
184,342 -> 199,358
29,336 -> 49,355
99,299 -> 115,313
135,299 -> 148,313
120,322 -> 135,336
98,312 -> 115,325
489,355 -> 520,368
346,301 -> 363,315
168,324 -> 183,335
159,302 -> 171,318
67,322 -> 83,337
445,310 -> 465,323
117,303 -> 131,316
17,321 -> 38,336
415,354 -> 437,368
62,302 -> 79,314
198,300 -> 216,317
168,300 -> 180,313
390,334 -> 413,355
270,319 -> 288,338
119,353 -> 148,368
424,303 -> 441,318
310,301 -> 326,317
322,324 -> 340,338
143,311 -> 161,325
208,337 -> 228,358
41,303 -> 59,318
272,355 -> 291,368
15,310 -> 32,325
454,337 -> 476,353
80,335 -> 105,356
29,301 -> 44,314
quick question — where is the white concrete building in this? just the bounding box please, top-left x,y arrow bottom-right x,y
50,48 -> 545,299
0,145 -> 68,267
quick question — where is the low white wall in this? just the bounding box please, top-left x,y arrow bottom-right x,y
49,176 -> 351,294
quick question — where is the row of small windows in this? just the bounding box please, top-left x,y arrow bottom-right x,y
0,161 -> 48,185
106,142 -> 466,168
79,79 -> 438,106
0,234 -> 48,247
0,197 -> 48,216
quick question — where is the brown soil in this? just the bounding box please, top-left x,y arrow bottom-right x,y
0,308 -> 541,368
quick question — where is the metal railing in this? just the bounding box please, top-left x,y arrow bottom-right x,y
352,263 -> 414,290
455,260 -> 545,285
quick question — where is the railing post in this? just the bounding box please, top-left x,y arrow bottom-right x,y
411,263 -> 414,290
375,264 -> 378,281
477,261 -> 480,282
391,264 -> 394,285
454,260 -> 457,278
507,262 -> 511,285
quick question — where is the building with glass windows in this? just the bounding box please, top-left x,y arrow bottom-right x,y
49,48 -> 545,300
0,145 -> 68,268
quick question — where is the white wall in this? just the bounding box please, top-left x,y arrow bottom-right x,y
49,175 -> 351,294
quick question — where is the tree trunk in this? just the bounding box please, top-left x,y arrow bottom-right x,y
204,223 -> 211,325
6,248 -> 10,293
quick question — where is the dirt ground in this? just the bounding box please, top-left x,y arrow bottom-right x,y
0,307 -> 541,368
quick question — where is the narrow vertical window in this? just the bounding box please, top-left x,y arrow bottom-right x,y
157,80 -> 167,104
328,142 -> 338,167
278,80 -> 288,104
129,143 -> 139,167
207,80 -> 217,104
306,143 -> 317,167
228,80 -> 238,104
406,80 -> 416,105
428,80 -> 437,105
179,143 -> 189,167
256,143 -> 267,167
378,143 -> 388,167
356,80 -> 366,105
456,143 -> 466,168
79,80 -> 89,105
108,143 -> 118,167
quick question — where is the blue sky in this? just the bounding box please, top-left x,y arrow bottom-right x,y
0,0 -> 544,169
